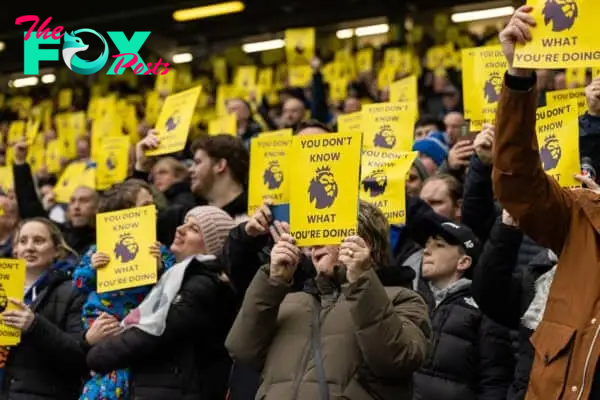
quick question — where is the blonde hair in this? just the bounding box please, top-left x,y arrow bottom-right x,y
14,217 -> 78,261
153,157 -> 188,181
357,200 -> 391,268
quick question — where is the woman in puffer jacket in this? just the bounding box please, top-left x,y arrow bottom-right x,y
226,201 -> 431,400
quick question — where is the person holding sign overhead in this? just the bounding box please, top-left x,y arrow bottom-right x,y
74,180 -> 175,400
226,201 -> 430,400
493,6 -> 600,399
1,218 -> 87,399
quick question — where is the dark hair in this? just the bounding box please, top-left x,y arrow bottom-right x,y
415,115 -> 445,132
357,200 -> 390,268
191,134 -> 249,185
99,179 -> 154,213
426,173 -> 463,206
294,119 -> 333,134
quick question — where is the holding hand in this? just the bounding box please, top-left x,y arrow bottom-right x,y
149,241 -> 163,271
2,299 -> 35,332
269,234 -> 300,282
91,252 -> 110,269
85,312 -> 122,345
499,5 -> 536,76
448,140 -> 475,170
13,140 -> 28,166
473,124 -> 495,166
339,236 -> 371,283
245,202 -> 273,237
135,131 -> 160,172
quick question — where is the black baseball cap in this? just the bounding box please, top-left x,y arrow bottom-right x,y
420,218 -> 482,265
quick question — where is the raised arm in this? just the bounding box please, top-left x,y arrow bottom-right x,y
492,9 -> 574,255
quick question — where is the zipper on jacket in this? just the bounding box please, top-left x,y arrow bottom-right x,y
290,325 -> 315,400
577,323 -> 600,400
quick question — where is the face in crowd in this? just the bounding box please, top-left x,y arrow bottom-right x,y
422,235 -> 471,287
282,98 -> 306,128
0,195 -> 18,237
67,187 -> 98,227
443,112 -> 464,145
14,220 -> 63,272
189,149 -> 222,198
419,176 -> 462,222
227,99 -> 251,124
151,157 -> 187,193
170,216 -> 206,261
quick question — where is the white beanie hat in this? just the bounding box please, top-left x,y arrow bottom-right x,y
185,206 -> 236,257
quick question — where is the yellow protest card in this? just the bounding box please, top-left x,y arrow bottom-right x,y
25,119 -> 40,146
155,71 -> 177,94
0,259 -> 26,346
45,140 -> 63,175
235,66 -> 258,90
337,112 -> 362,134
514,0 -> 600,68
536,100 -> 580,188
330,79 -> 349,102
208,114 -> 237,136
58,89 -> 73,110
360,150 -> 417,224
146,86 -> 202,156
285,27 -> 315,65
8,121 -> 25,145
363,103 -> 416,152
390,75 -> 418,104
258,68 -> 273,89
356,48 -> 373,73
0,167 -> 14,195
462,46 -> 507,131
288,65 -> 313,87
212,57 -> 228,84
248,134 -> 292,214
546,88 -> 587,115
54,162 -> 95,204
96,205 -> 157,293
594,68 -> 600,78
377,66 -> 397,90
289,132 -> 362,247
96,136 -> 130,191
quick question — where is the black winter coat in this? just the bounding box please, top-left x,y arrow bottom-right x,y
414,280 -> 514,400
472,222 -> 556,400
1,268 -> 87,400
86,258 -> 237,400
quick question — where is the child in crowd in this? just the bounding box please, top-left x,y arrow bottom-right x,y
73,179 -> 175,400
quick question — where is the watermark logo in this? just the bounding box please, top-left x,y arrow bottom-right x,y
15,15 -> 172,75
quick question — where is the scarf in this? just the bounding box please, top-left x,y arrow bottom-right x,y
521,262 -> 558,331
122,254 -> 216,336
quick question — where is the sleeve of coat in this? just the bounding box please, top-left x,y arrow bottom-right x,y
25,286 -> 87,373
342,269 -> 431,378
461,155 -> 498,244
492,73 -> 574,256
477,316 -> 515,400
472,222 -> 524,329
12,163 -> 47,219
87,272 -> 227,373
225,266 -> 290,371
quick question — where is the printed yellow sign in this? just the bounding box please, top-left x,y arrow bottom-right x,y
146,86 -> 202,156
208,114 -> 237,136
54,162 -> 96,204
248,134 -> 292,214
514,0 -> 600,68
536,100 -> 580,188
462,46 -> 507,130
360,150 -> 417,225
546,88 -> 587,115
337,112 -> 362,134
285,27 -> 315,65
290,132 -> 362,246
363,103 -> 416,152
96,136 -> 130,190
389,75 -> 418,104
0,259 -> 26,346
96,205 -> 157,293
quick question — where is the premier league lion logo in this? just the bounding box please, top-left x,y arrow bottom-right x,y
0,283 -> 8,313
308,166 -> 338,209
542,0 -> 579,32
362,169 -> 388,197
263,160 -> 284,190
373,125 -> 396,149
165,115 -> 180,132
113,233 -> 140,263
106,153 -> 117,171
483,72 -> 503,103
539,135 -> 562,171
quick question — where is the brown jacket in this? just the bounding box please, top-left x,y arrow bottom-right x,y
225,266 -> 430,400
493,76 -> 600,400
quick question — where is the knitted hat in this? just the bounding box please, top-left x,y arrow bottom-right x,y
185,206 -> 236,257
412,132 -> 449,166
